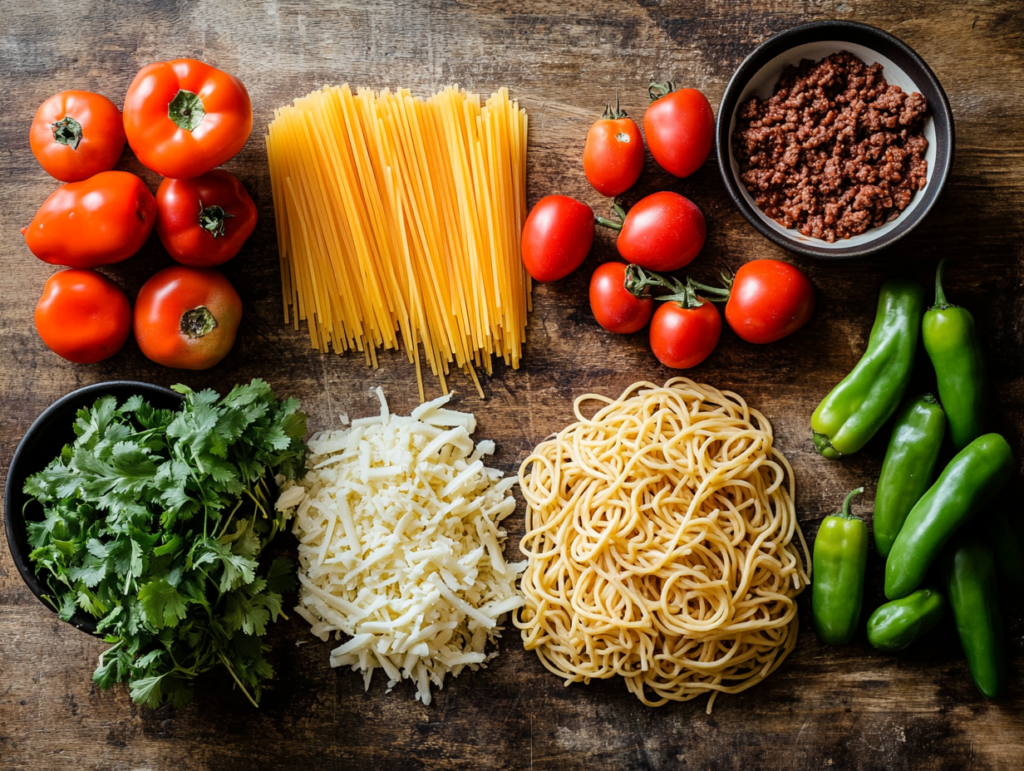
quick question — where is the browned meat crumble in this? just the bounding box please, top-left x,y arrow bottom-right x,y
733,52 -> 929,243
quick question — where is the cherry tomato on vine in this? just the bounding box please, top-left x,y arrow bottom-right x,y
30,90 -> 126,182
583,100 -> 644,197
134,266 -> 242,370
643,83 -> 714,179
123,58 -> 252,179
35,269 -> 132,364
22,171 -> 157,269
724,260 -> 815,344
156,170 -> 257,266
589,262 -> 653,334
521,195 -> 594,282
649,292 -> 721,369
597,191 -> 705,272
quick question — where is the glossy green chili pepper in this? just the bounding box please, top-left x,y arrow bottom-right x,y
944,535 -> 1006,699
923,259 -> 986,452
812,487 -> 869,645
983,495 -> 1024,597
811,279 -> 925,459
874,394 -> 946,557
884,433 -> 1013,600
866,588 -> 945,652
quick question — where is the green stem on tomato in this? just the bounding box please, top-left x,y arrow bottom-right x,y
595,201 -> 628,232
648,81 -> 677,102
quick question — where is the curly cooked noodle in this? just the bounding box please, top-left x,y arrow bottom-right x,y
514,378 -> 811,712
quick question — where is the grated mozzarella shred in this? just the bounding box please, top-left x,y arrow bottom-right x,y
276,390 -> 525,705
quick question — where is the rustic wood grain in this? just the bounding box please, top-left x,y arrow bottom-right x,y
2,1 -> 1024,769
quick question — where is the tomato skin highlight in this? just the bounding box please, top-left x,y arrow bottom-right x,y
134,266 -> 242,370
649,299 -> 721,369
725,259 -> 815,344
123,58 -> 253,179
30,90 -> 126,182
589,262 -> 653,334
521,195 -> 594,283
583,117 -> 644,197
616,191 -> 705,272
156,170 -> 257,266
643,87 -> 714,179
34,269 -> 132,364
23,171 -> 157,268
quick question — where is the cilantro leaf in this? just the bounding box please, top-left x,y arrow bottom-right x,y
138,578 -> 188,628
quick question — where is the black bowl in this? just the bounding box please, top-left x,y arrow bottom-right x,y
4,381 -> 183,636
716,20 -> 955,260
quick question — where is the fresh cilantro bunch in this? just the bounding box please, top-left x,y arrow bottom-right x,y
24,379 -> 307,709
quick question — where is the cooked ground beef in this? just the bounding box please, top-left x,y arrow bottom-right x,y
733,52 -> 929,243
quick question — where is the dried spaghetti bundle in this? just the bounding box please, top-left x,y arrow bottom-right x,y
266,85 -> 530,400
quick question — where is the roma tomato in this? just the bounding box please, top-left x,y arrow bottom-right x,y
22,171 -> 157,268
156,170 -> 257,266
583,102 -> 644,197
35,269 -> 131,364
30,90 -> 126,182
649,296 -> 721,369
134,266 -> 242,370
643,83 -> 714,179
589,262 -> 653,334
521,195 -> 594,282
123,59 -> 253,179
598,192 -> 705,272
723,259 -> 815,344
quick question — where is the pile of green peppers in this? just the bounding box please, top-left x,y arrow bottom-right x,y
809,260 -> 1020,700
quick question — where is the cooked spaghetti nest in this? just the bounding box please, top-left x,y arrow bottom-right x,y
514,378 -> 810,712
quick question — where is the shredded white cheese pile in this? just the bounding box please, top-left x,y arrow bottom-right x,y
276,389 -> 525,705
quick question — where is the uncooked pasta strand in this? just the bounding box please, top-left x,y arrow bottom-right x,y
515,378 -> 811,713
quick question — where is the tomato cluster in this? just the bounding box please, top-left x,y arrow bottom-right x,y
24,59 -> 256,370
520,81 -> 815,369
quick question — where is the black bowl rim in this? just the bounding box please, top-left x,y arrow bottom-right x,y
4,380 -> 183,637
715,20 -> 956,260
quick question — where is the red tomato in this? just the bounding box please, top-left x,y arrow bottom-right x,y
30,91 -> 126,182
643,84 -> 714,179
123,59 -> 253,179
724,259 -> 815,344
134,266 -> 242,370
156,170 -> 257,266
34,269 -> 131,364
611,192 -> 705,272
583,103 -> 644,197
521,196 -> 594,282
22,171 -> 157,268
589,262 -> 653,334
649,298 -> 721,369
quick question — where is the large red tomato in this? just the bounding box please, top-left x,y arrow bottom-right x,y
643,84 -> 714,179
34,269 -> 132,364
598,192 -> 706,272
589,262 -> 653,334
583,102 -> 644,198
123,59 -> 252,179
521,196 -> 594,282
156,170 -> 257,266
724,260 -> 815,344
649,295 -> 721,369
22,171 -> 157,268
30,90 -> 126,182
134,266 -> 242,370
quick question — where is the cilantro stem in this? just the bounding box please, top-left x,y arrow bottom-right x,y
218,652 -> 259,708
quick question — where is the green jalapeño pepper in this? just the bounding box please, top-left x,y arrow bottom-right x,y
811,279 -> 925,459
866,588 -> 945,652
923,259 -> 986,452
874,394 -> 946,557
813,487 -> 869,645
944,535 -> 1006,699
885,433 -> 1013,600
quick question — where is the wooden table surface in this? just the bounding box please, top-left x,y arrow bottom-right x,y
2,1 -> 1024,769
